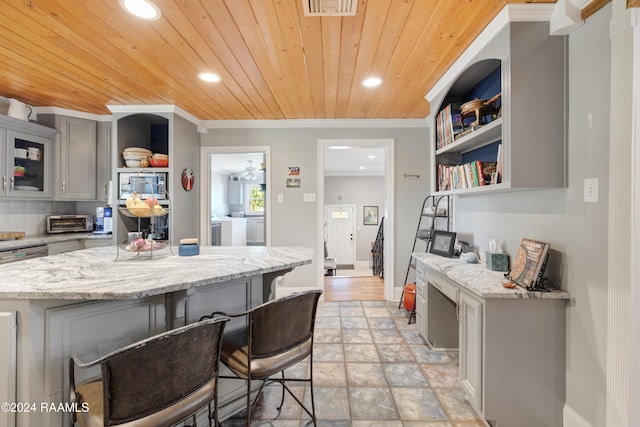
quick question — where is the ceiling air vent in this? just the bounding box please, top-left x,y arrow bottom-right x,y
303,0 -> 357,16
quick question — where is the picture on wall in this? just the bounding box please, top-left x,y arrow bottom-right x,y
364,206 -> 378,225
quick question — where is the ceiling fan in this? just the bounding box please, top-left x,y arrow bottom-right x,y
243,160 -> 258,180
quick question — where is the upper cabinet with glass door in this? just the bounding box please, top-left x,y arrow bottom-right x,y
0,115 -> 56,199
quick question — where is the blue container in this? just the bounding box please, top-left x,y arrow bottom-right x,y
179,238 -> 200,256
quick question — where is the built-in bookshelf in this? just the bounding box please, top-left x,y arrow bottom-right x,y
428,21 -> 567,195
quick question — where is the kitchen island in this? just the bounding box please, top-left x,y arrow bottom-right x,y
0,245 -> 313,427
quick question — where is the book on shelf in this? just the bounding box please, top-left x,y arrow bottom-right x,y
508,238 -> 550,288
494,143 -> 503,184
474,160 -> 485,186
438,160 -> 496,191
481,161 -> 496,185
436,103 -> 463,149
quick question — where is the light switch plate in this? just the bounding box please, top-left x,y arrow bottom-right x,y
584,178 -> 599,203
277,193 -> 284,203
303,193 -> 316,202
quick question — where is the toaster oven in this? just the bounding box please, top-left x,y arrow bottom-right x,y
46,214 -> 94,233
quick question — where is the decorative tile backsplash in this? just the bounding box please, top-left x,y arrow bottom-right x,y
0,201 -> 78,236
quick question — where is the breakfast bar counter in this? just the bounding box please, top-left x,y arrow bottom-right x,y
0,246 -> 313,427
0,245 -> 313,300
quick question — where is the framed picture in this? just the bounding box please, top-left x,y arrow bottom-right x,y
363,206 -> 378,225
430,230 -> 457,257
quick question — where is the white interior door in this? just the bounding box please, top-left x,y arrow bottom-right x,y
325,204 -> 356,266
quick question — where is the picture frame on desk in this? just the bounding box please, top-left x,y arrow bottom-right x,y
430,230 -> 457,257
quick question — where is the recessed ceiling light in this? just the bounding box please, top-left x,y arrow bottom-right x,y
368,155 -> 376,159
329,146 -> 351,150
120,0 -> 161,20
198,72 -> 222,83
359,166 -> 366,170
362,77 -> 383,87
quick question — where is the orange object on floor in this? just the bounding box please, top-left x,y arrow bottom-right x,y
403,283 -> 416,311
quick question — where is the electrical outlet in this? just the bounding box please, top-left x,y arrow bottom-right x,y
583,178 -> 599,203
277,193 -> 284,203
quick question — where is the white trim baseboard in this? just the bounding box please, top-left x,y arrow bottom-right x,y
275,287 -> 323,300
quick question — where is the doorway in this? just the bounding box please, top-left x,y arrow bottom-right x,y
317,139 -> 395,301
324,204 -> 356,267
199,146 -> 271,246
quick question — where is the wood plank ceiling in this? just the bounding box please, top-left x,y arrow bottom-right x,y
0,0 -> 564,120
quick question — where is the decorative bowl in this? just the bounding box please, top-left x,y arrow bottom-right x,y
148,158 -> 168,167
124,158 -> 142,168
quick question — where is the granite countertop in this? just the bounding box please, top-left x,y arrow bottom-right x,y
0,246 -> 313,300
413,253 -> 570,300
0,233 -> 112,251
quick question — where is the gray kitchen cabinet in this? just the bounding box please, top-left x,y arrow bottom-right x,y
56,116 -> 97,200
416,255 -> 568,427
228,180 -> 243,205
96,121 -> 112,202
246,217 -> 264,245
0,115 -> 56,199
415,260 -> 427,339
83,238 -> 113,249
458,289 -> 483,411
37,114 -> 98,200
47,240 -> 83,255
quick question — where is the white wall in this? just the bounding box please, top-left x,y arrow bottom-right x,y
454,6 -> 611,426
324,175 -> 385,261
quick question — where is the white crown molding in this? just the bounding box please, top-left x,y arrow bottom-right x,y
106,104 -> 205,131
550,0 -> 586,36
426,3 -> 556,103
203,118 -> 428,129
507,3 -> 557,22
29,106 -> 429,129
569,0 -> 595,9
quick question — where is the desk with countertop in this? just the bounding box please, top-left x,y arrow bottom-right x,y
412,253 -> 570,427
0,245 -> 313,427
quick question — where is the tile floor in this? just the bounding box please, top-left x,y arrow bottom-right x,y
222,300 -> 485,426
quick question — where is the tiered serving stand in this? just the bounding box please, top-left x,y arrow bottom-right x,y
115,171 -> 171,260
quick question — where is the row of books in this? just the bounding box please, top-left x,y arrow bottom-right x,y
437,144 -> 503,191
435,103 -> 462,150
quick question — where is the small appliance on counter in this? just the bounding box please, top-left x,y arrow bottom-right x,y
94,207 -> 113,234
46,215 -> 94,234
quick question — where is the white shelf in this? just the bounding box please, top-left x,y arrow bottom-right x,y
435,118 -> 502,156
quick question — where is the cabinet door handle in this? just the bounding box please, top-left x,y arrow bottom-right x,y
62,181 -> 66,194
2,176 -> 6,191
103,183 -> 108,196
10,177 -> 14,191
